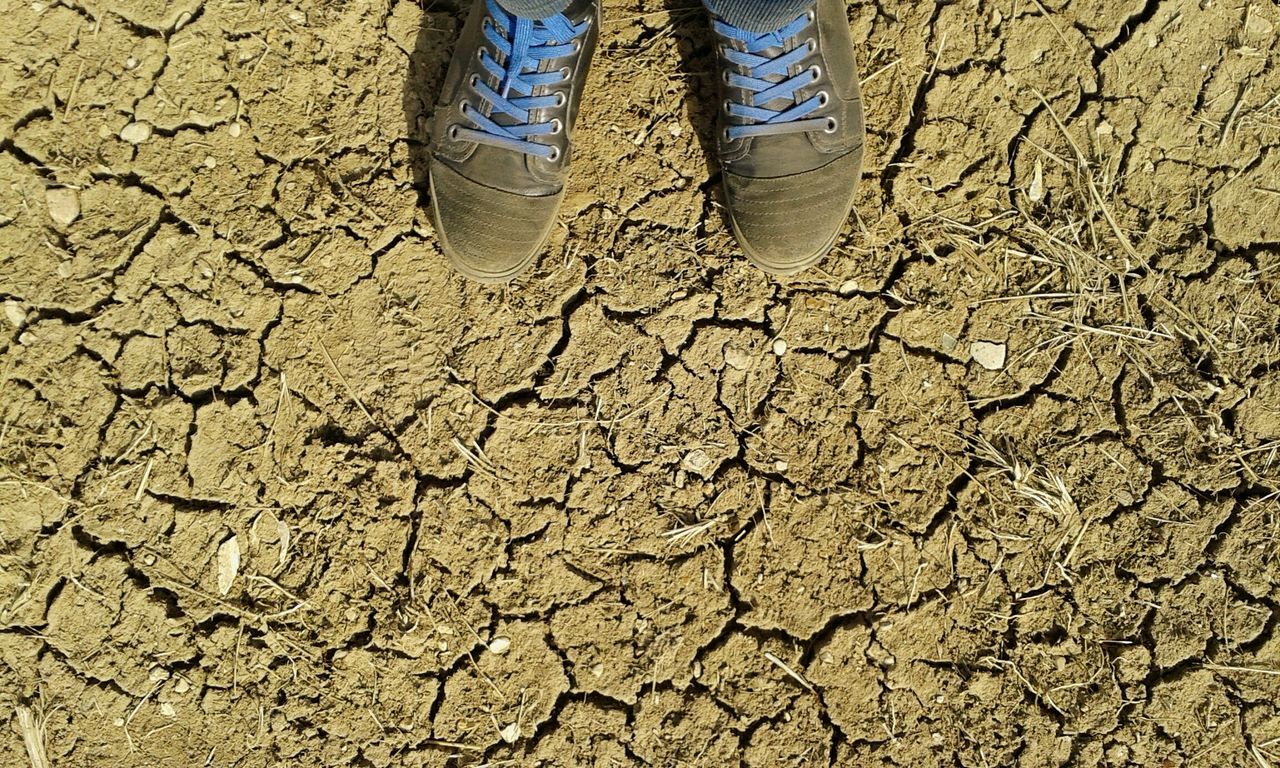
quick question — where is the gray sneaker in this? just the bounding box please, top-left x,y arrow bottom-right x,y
708,0 -> 865,275
429,0 -> 599,282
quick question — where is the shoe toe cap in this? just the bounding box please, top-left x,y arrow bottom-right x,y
429,160 -> 561,282
723,149 -> 863,275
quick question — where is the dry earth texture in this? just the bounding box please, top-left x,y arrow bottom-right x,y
3,0 -> 1280,765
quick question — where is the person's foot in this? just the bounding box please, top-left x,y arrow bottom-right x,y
429,0 -> 599,282
708,0 -> 865,275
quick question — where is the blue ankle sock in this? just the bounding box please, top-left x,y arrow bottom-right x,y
495,0 -> 571,20
704,0 -> 816,33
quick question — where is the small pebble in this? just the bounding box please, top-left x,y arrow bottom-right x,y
228,121 -> 243,138
1245,13 -> 1273,36
4,300 -> 27,328
1028,159 -> 1044,202
173,678 -> 191,694
723,345 -> 752,371
682,448 -> 713,474
149,666 -> 170,683
940,333 -> 957,352
837,279 -> 859,296
488,636 -> 511,655
45,187 -> 80,226
499,723 -> 521,744
590,663 -> 604,677
160,702 -> 176,717
774,459 -> 789,472
772,338 -> 787,356
120,121 -> 152,144
970,340 -> 1007,371
203,156 -> 217,169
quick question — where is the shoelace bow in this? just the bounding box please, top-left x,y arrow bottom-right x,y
453,0 -> 589,159
714,11 -> 831,140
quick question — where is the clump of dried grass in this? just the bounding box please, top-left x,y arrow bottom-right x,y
16,703 -> 51,768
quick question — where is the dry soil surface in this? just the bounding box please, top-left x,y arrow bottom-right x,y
3,0 -> 1280,765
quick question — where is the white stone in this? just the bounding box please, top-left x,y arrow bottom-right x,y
1028,159 -> 1044,202
120,121 -> 152,144
682,448 -> 713,475
723,345 -> 753,371
4,301 -> 27,328
488,636 -> 511,655
970,341 -> 1007,371
45,187 -> 79,226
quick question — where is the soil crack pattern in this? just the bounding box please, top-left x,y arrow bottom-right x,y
3,0 -> 1280,766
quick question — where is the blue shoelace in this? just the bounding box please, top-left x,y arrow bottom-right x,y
713,11 -> 832,140
453,0 -> 589,159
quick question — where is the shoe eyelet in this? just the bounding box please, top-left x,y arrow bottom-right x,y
810,64 -> 822,81
547,145 -> 562,162
553,91 -> 567,108
722,99 -> 733,113
468,73 -> 480,89
722,69 -> 732,84
817,90 -> 829,107
570,39 -> 581,53
476,48 -> 485,63
807,38 -> 817,53
722,127 -> 733,142
447,124 -> 461,140
550,118 -> 563,135
806,9 -> 816,22
558,66 -> 572,81
824,117 -> 838,133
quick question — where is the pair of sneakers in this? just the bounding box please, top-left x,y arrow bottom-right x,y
428,0 -> 864,282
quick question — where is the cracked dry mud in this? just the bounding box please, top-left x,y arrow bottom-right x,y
2,0 -> 1280,765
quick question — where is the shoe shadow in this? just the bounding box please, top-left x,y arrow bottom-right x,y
403,1 -> 466,209
659,0 -> 725,202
